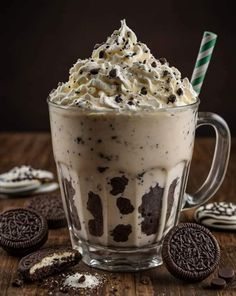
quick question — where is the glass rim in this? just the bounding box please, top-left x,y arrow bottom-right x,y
47,97 -> 200,114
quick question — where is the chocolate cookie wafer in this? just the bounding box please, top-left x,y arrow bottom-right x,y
162,223 -> 220,282
26,195 -> 67,229
0,208 -> 48,256
195,202 -> 236,230
18,247 -> 82,281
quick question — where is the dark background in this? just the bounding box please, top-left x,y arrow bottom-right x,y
0,0 -> 235,134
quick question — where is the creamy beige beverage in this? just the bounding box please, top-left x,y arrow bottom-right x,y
49,20 -> 197,250
49,107 -> 197,248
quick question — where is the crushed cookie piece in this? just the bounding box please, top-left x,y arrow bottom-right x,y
115,95 -> 122,103
177,88 -> 183,96
140,87 -> 147,95
99,50 -> 105,58
109,69 -> 117,78
151,61 -> 157,68
90,68 -> 100,75
159,57 -> 167,65
167,94 -> 176,104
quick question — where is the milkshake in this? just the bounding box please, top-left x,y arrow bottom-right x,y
48,20 -> 198,270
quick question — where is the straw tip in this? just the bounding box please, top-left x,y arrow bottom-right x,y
204,31 -> 218,38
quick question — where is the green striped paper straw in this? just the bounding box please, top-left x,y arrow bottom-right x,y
191,31 -> 217,95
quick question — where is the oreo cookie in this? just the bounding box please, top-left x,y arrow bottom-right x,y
0,208 -> 48,256
26,195 -> 67,229
195,202 -> 236,230
0,166 -> 58,196
162,223 -> 220,282
18,247 -> 82,281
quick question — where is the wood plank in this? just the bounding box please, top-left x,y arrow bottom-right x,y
0,133 -> 235,296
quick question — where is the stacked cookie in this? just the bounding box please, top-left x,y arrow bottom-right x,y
0,191 -> 82,282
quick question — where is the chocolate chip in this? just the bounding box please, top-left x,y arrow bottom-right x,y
177,88 -> 183,96
116,197 -> 134,215
90,68 -> 100,75
159,57 -> 167,65
151,61 -> 157,68
218,267 -> 235,282
109,69 -> 117,78
111,224 -> 132,242
97,167 -> 109,173
99,50 -> 105,58
140,87 -> 147,95
211,278 -> 226,289
115,95 -> 123,103
78,275 -> 86,283
167,94 -> 176,104
110,176 -> 128,195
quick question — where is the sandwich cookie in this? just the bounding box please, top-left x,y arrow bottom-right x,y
195,202 -> 236,230
18,247 -> 82,281
0,208 -> 48,256
162,223 -> 220,282
0,166 -> 58,196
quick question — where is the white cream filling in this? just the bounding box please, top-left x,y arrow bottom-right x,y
29,252 -> 73,274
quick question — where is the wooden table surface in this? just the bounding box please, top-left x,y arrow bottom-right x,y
0,133 -> 235,296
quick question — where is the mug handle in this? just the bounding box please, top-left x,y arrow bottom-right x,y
182,112 -> 231,210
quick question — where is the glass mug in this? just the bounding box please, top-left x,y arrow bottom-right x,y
48,99 -> 230,271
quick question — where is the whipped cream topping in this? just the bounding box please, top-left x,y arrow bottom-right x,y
49,20 -> 197,111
